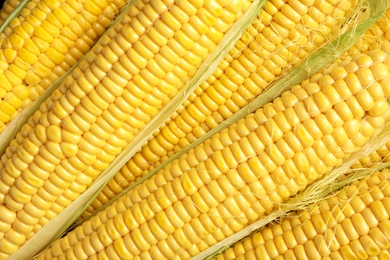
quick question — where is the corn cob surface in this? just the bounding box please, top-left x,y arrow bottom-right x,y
213,169 -> 390,260
0,0 -> 252,258
81,0 -> 359,218
37,50 -> 390,259
0,0 -> 126,132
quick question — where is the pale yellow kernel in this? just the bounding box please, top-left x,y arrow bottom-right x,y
330,67 -> 348,81
361,235 -> 380,256
3,49 -> 17,63
351,213 -> 370,236
294,124 -> 314,148
343,119 -> 360,137
369,100 -> 389,117
334,101 -> 353,122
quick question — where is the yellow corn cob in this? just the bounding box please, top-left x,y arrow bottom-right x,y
0,0 -> 251,257
37,50 -> 390,259
81,0 -> 359,218
0,0 -> 22,25
0,0 -> 126,132
214,169 -> 390,260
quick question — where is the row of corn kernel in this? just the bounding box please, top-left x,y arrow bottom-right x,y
37,50 -> 390,259
0,0 -> 252,258
214,169 -> 390,259
81,0 -> 358,218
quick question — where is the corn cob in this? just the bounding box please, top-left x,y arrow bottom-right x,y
0,0 -> 126,132
37,50 -> 390,259
0,0 -> 252,257
0,0 -> 22,25
81,0 -> 359,218
214,169 -> 390,260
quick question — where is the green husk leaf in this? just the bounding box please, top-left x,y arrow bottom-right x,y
12,1 -> 265,259
0,0 -> 30,32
